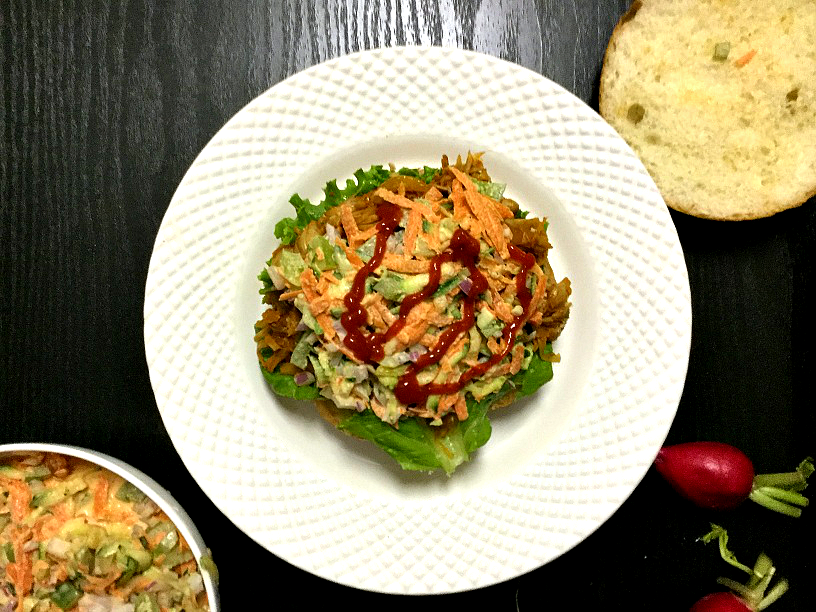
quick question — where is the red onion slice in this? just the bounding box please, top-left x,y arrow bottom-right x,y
294,372 -> 315,386
407,344 -> 428,362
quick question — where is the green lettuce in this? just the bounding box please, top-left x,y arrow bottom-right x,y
396,166 -> 440,184
261,367 -> 321,400
274,165 -> 393,245
336,393 -> 494,475
511,347 -> 554,398
257,267 -> 276,295
472,178 -> 506,200
263,349 -> 556,474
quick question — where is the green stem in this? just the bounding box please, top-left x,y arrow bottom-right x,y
704,527 -> 789,611
747,553 -> 773,587
754,486 -> 809,507
757,579 -> 789,611
753,457 -> 814,492
718,537 -> 755,575
752,472 -> 806,489
749,489 -> 803,518
752,566 -> 776,600
716,577 -> 754,600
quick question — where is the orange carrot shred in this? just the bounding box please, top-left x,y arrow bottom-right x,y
93,475 -> 110,518
454,394 -> 469,420
403,208 -> 422,256
735,49 -> 757,67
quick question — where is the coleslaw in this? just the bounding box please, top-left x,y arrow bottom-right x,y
254,153 -> 571,474
0,452 -> 212,612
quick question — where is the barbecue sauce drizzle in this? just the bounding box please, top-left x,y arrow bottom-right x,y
341,203 -> 537,408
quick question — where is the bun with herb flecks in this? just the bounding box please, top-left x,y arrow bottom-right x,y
600,0 -> 816,220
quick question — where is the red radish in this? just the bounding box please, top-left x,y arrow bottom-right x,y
656,442 -> 754,509
690,592 -> 752,612
691,525 -> 789,611
654,442 -> 813,517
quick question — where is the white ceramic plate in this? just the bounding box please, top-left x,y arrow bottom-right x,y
144,46 -> 691,594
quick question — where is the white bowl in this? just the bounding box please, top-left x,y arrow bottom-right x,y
0,443 -> 220,611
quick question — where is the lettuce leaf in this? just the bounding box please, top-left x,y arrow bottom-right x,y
472,178 -> 506,200
257,267 -> 276,295
397,166 -> 440,184
272,348 -> 555,474
261,367 -> 321,400
274,165 -> 393,245
336,392 -> 493,475
511,347 -> 554,398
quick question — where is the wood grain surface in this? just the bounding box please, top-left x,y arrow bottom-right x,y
2,1 -> 813,610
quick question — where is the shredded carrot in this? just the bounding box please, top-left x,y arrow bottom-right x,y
735,49 -> 757,67
365,302 -> 386,330
354,225 -> 379,244
1,477 -> 32,523
363,293 -> 396,326
424,219 -> 441,249
489,287 -> 515,323
394,301 -> 435,347
174,559 -> 199,575
509,343 -> 525,375
451,180 -> 469,221
316,313 -> 335,338
440,334 -> 468,373
316,312 -> 363,363
34,502 -> 71,540
92,475 -> 110,518
53,560 -> 69,583
382,253 -> 430,274
278,289 -> 302,301
437,393 -> 458,416
466,217 -> 485,241
339,202 -> 361,245
339,242 -> 364,268
491,199 -> 514,219
420,332 -> 437,348
299,268 -> 333,315
8,529 -> 34,606
522,268 -> 549,322
425,185 -> 443,203
449,167 -> 509,257
487,335 -> 507,355
454,394 -> 468,420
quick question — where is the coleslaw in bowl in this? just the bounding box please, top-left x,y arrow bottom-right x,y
0,444 -> 219,612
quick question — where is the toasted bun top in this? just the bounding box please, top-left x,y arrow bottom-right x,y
600,0 -> 816,220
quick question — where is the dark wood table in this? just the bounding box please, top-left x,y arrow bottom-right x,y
2,1 -> 813,610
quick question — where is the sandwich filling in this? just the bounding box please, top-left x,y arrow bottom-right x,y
255,153 -> 571,473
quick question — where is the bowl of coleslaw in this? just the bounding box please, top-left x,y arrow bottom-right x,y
0,443 -> 219,612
